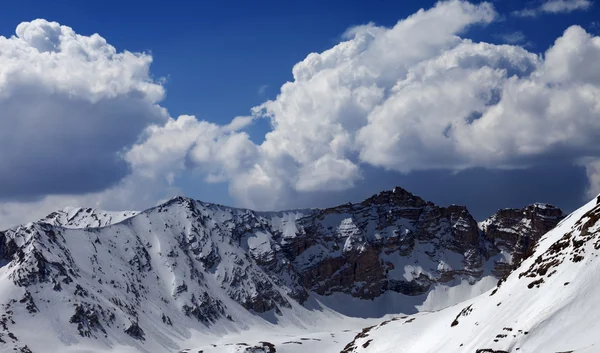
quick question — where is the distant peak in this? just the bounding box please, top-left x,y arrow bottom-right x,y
391,186 -> 413,195
155,195 -> 201,213
530,202 -> 559,210
161,195 -> 195,206
486,202 -> 564,226
61,206 -> 81,213
361,186 -> 429,208
168,195 -> 191,202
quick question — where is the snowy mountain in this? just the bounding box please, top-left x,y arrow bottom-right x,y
0,188 -> 563,353
480,203 -> 563,277
341,195 -> 600,353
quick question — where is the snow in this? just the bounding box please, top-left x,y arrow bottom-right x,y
40,207 -> 139,229
0,192 -> 574,353
416,276 -> 496,312
267,212 -> 307,239
246,231 -> 272,254
402,265 -> 427,282
345,196 -> 600,353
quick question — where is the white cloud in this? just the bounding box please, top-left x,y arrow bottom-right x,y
258,84 -> 269,95
579,157 -> 600,198
0,19 -> 178,228
199,3 -> 599,210
89,0 -> 497,214
238,0 -> 497,208
295,156 -> 361,192
375,25 -> 600,171
0,19 -> 167,200
4,0 -> 600,228
514,0 -> 592,17
498,31 -> 526,44
541,0 -> 592,13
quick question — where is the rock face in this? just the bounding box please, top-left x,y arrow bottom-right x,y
0,187 -> 563,352
480,203 -> 564,277
290,188 -> 483,299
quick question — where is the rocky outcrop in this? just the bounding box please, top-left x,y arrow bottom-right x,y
289,188 -> 485,299
481,203 -> 564,277
124,322 -> 145,340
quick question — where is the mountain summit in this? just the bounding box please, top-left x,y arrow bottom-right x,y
0,188 -> 562,352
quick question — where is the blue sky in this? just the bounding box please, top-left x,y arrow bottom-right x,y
2,0 -> 596,124
0,0 -> 600,226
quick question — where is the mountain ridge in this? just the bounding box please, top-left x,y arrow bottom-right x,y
0,187 -> 564,353
32,187 -> 561,230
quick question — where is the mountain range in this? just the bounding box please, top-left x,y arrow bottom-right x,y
0,187 -> 577,353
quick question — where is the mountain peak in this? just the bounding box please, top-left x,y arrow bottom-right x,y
360,186 -> 429,208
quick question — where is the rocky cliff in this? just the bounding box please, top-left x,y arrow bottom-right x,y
480,203 -> 563,277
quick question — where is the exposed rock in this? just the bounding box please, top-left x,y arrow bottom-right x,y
124,321 -> 145,340
482,203 -> 564,277
292,188 -> 529,299
69,303 -> 106,337
182,292 -> 226,323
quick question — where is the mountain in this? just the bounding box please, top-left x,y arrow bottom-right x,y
0,187 -> 563,353
340,195 -> 600,353
480,203 -> 563,277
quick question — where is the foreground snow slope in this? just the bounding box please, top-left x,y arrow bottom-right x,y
346,195 -> 600,353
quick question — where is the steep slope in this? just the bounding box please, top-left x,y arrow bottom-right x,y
41,207 -> 139,228
344,195 -> 600,353
0,198 -> 309,353
0,188 -> 563,353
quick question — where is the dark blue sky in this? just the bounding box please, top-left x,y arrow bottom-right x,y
1,0 -> 599,219
3,0 -> 597,126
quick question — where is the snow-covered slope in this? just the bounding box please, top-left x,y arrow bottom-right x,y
344,195 -> 600,353
0,189 -> 564,353
41,207 -> 139,228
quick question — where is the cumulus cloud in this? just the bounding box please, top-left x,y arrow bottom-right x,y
0,19 -> 167,200
126,114 -> 258,184
163,1 -> 600,211
541,0 -> 593,12
4,0 -> 600,228
579,157 -> 600,198
109,0 -> 500,213
514,0 -> 592,17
